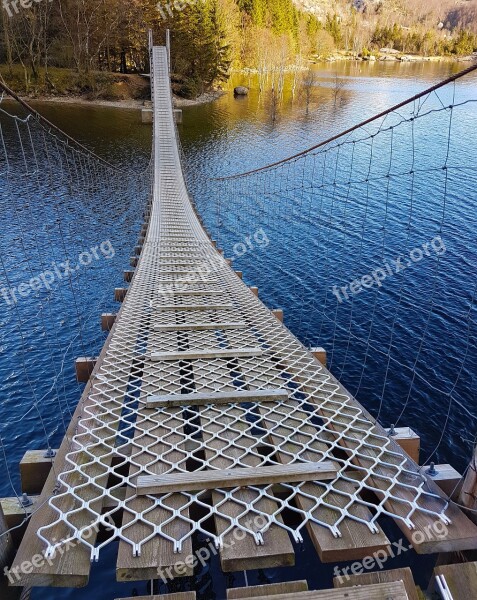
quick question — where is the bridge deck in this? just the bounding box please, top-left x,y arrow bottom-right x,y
10,46 -> 477,589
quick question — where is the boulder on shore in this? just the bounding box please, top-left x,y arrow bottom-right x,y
234,86 -> 249,96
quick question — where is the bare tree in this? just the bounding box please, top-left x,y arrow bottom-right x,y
301,67 -> 317,114
268,84 -> 278,123
332,72 -> 345,105
9,3 -> 51,90
58,0 -> 120,73
0,9 -> 14,73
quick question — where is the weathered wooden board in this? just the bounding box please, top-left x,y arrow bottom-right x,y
228,581 -> 409,599
138,461 -> 338,494
227,580 -> 308,598
152,304 -> 233,311
333,567 -> 418,600
151,348 -> 262,361
146,388 -> 288,408
153,322 -> 245,332
116,330 -> 193,582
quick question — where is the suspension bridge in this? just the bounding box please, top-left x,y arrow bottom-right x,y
1,35 -> 477,600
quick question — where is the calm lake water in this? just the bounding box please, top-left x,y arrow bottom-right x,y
0,60 -> 476,599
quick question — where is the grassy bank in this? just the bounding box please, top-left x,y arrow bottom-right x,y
0,66 -> 151,102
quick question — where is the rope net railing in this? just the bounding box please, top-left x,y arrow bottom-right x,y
188,65 -> 477,474
2,48 -> 477,590
0,48 -> 468,585
0,88 -> 152,530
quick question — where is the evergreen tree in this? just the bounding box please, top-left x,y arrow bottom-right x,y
173,0 -> 232,97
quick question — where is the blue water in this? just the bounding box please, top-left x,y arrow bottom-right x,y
0,61 -> 475,598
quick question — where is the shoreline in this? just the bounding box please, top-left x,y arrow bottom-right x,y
232,54 -> 477,75
24,89 -> 225,111
14,53 -> 475,111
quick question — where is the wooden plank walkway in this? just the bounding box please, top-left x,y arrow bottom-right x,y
8,43 -> 477,593
333,567 -> 419,600
227,581 -> 308,598
227,582 -> 409,599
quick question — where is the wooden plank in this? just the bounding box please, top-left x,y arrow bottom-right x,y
157,271 -> 218,276
227,581 -> 308,598
154,322 -> 245,332
115,287 -> 128,302
152,304 -> 233,311
333,567 -> 418,600
155,280 -> 216,285
157,289 -> 222,296
427,464 -> 461,498
432,561 -> 477,599
0,503 -> 23,600
151,348 -> 262,361
20,450 -> 56,494
311,347 -> 327,367
146,388 -> 289,408
116,408 -> 193,581
137,461 -> 338,495
0,504 -> 12,565
384,427 -> 420,463
75,356 -> 96,382
230,582 -> 408,600
101,313 -> 116,331
116,594 -> 196,600
159,261 -> 205,265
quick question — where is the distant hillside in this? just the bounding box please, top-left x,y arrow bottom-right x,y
294,0 -> 477,32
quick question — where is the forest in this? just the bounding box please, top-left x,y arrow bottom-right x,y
0,0 -> 477,98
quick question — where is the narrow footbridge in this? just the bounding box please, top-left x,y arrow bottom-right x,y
9,44 -> 477,595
